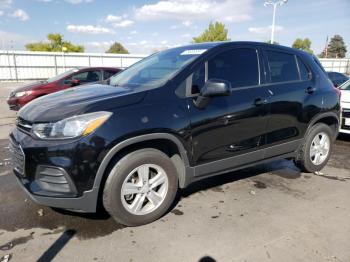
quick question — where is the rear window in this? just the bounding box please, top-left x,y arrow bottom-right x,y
266,50 -> 299,83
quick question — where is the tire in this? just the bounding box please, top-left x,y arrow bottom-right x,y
103,148 -> 178,226
294,123 -> 333,173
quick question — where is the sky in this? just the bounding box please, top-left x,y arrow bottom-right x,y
0,0 -> 349,55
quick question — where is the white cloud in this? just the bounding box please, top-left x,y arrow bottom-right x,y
36,0 -> 53,2
134,0 -> 252,22
248,25 -> 284,35
160,40 -> 167,45
67,24 -> 114,34
64,0 -> 93,4
0,10 -> 4,16
104,14 -> 134,28
105,14 -> 122,23
0,0 -> 12,8
130,30 -> 138,35
112,19 -> 134,28
9,9 -> 29,21
181,33 -> 191,38
182,20 -> 192,27
139,40 -> 148,45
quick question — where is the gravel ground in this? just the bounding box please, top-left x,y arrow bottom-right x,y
0,82 -> 349,262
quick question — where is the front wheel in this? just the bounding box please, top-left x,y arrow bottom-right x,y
103,148 -> 178,226
294,123 -> 333,173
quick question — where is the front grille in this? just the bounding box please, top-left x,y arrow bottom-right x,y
16,117 -> 32,133
9,138 -> 25,176
342,109 -> 350,118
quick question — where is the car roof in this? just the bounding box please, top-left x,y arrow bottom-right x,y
75,66 -> 120,71
171,41 -> 312,57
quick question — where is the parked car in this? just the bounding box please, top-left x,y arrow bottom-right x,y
327,71 -> 349,87
9,42 -> 340,226
7,67 -> 121,110
339,79 -> 350,134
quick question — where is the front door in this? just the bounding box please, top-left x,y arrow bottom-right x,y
188,47 -> 270,176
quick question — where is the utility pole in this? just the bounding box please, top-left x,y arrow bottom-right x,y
264,0 -> 288,44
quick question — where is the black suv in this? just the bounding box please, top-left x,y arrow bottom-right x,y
10,42 -> 340,226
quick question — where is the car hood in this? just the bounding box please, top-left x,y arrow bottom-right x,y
18,84 -> 146,122
11,81 -> 48,93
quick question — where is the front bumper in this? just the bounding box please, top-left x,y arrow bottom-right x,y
9,126 -> 108,212
15,173 -> 98,212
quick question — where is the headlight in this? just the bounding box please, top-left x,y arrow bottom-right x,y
15,91 -> 31,97
32,111 -> 112,139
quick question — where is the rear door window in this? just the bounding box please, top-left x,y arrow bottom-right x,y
266,50 -> 299,83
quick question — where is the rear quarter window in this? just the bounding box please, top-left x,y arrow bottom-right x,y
297,57 -> 312,81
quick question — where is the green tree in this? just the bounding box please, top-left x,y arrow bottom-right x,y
105,42 -> 129,54
327,35 -> 347,58
292,38 -> 313,54
25,33 -> 84,52
193,21 -> 230,43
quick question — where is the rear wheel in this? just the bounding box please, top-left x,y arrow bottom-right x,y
103,149 -> 178,226
294,123 -> 333,173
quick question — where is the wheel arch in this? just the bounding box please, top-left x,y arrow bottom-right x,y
93,133 -> 191,197
306,112 -> 339,141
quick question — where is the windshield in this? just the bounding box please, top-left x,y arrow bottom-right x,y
47,68 -> 79,83
340,79 -> 350,90
109,46 -> 207,89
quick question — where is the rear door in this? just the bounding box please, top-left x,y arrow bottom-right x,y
263,49 -> 317,158
188,47 -> 270,176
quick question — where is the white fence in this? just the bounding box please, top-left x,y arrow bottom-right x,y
0,50 -> 349,81
0,50 -> 147,81
318,58 -> 350,75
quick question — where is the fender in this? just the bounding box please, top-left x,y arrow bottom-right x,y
92,133 -> 192,191
304,111 -> 340,140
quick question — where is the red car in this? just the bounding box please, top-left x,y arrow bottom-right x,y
7,67 -> 121,110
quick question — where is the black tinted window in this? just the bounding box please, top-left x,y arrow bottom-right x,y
104,70 -> 117,80
192,64 -> 205,94
266,51 -> 299,83
297,57 -> 311,81
70,70 -> 101,83
208,48 -> 259,88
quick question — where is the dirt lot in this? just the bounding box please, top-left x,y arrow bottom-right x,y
0,82 -> 349,262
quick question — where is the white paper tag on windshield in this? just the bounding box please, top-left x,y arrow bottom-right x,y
180,49 -> 207,55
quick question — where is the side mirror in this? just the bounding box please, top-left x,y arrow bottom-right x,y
194,79 -> 231,108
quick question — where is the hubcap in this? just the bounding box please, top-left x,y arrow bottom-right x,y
310,132 -> 330,166
120,164 -> 168,216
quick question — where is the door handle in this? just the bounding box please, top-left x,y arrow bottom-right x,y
306,86 -> 316,94
254,98 -> 268,106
